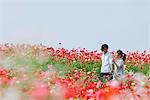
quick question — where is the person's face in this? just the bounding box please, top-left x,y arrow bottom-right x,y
103,48 -> 108,53
117,53 -> 122,58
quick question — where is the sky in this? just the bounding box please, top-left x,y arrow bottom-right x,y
0,0 -> 150,52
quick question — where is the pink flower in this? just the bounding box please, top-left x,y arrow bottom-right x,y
48,65 -> 53,69
31,86 -> 49,100
96,81 -> 102,88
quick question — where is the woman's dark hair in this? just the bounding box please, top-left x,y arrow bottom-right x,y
116,50 -> 126,61
101,44 -> 109,51
122,53 -> 126,61
117,50 -> 123,57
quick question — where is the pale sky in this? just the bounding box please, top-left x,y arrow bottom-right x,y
0,0 -> 150,52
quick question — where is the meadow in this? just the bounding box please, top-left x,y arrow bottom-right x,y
0,44 -> 149,100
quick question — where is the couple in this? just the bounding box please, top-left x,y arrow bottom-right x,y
100,44 -> 126,82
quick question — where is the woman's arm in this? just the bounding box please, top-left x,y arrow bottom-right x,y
109,55 -> 114,74
113,61 -> 120,70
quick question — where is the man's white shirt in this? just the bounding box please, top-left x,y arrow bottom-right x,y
101,52 -> 113,73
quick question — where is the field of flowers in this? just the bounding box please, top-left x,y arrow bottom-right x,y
0,44 -> 149,100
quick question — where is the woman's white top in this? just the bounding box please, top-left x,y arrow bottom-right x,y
113,58 -> 125,80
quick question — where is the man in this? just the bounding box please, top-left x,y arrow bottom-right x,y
100,44 -> 113,82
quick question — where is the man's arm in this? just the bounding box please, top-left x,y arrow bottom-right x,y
109,54 -> 114,74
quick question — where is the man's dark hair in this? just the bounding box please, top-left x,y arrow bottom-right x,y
101,44 -> 109,51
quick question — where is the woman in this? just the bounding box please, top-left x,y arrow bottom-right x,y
113,50 -> 126,81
